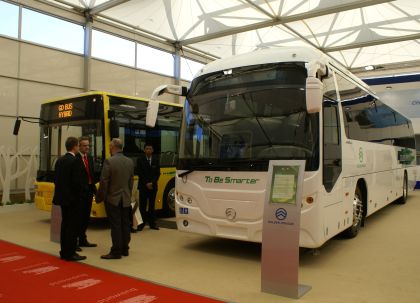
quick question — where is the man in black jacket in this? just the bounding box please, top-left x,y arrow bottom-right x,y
76,136 -> 97,248
137,143 -> 161,230
52,136 -> 86,261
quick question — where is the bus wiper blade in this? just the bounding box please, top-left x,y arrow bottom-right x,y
177,162 -> 223,178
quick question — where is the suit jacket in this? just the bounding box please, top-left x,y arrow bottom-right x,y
96,152 -> 134,207
52,153 -> 82,206
76,153 -> 97,195
137,154 -> 160,191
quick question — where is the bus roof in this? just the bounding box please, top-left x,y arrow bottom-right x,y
195,46 -> 373,96
41,91 -> 183,108
197,46 -> 328,76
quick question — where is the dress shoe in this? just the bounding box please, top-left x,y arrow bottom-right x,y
122,251 -> 129,257
101,253 -> 121,260
79,241 -> 97,247
137,223 -> 145,231
76,246 -> 82,252
64,254 -> 87,261
130,228 -> 137,233
150,225 -> 160,230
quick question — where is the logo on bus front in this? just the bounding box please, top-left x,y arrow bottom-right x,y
275,208 -> 287,220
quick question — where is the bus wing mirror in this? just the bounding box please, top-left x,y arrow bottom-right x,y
147,84 -> 188,127
109,119 -> 120,139
306,76 -> 323,113
150,84 -> 187,102
146,100 -> 159,128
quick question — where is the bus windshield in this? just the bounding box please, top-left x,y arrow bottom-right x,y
38,94 -> 104,181
179,63 -> 319,172
38,120 -> 103,181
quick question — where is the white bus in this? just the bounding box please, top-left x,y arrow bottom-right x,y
149,47 -> 416,248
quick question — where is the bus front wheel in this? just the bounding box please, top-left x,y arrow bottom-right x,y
344,187 -> 364,238
162,181 -> 175,217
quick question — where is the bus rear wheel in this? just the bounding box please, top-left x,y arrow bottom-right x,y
344,187 -> 364,238
396,172 -> 408,205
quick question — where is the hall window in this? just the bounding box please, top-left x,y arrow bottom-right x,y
181,57 -> 205,81
92,30 -> 135,66
21,8 -> 84,54
137,43 -> 174,77
0,0 -> 19,38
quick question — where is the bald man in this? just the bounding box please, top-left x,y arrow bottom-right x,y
96,138 -> 134,259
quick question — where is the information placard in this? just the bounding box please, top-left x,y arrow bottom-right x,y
261,160 -> 311,299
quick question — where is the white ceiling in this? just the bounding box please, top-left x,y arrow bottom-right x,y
49,0 -> 420,74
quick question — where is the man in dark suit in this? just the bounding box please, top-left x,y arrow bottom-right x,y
76,136 -> 97,248
137,143 -> 161,230
96,138 -> 134,259
52,136 -> 86,262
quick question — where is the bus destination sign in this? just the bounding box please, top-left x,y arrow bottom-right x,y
58,103 -> 73,118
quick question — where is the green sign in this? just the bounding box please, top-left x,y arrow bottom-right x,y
269,166 -> 299,204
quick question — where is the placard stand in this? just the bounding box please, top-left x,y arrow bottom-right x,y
261,160 -> 311,299
50,204 -> 61,243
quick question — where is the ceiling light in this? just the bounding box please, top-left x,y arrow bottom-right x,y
364,65 -> 375,71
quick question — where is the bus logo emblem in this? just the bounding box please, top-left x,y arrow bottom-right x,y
275,208 -> 287,221
359,147 -> 364,163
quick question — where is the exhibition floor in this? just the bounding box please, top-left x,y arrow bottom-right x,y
0,192 -> 419,303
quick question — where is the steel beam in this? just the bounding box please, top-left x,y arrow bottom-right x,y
179,0 -> 394,46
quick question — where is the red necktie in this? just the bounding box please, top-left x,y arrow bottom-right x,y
83,155 -> 92,184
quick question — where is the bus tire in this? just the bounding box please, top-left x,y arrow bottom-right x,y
396,172 -> 408,205
162,180 -> 175,217
343,186 -> 364,238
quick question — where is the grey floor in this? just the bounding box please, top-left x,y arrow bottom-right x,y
1,191 -> 420,303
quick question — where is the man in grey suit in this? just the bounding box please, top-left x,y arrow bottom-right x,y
96,138 -> 134,259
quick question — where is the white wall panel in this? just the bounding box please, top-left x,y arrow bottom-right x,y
16,115 -> 40,154
18,80 -> 82,117
0,37 -> 19,77
0,77 -> 18,115
91,59 -> 136,95
0,118 -> 17,152
134,69 -> 178,103
19,43 -> 84,88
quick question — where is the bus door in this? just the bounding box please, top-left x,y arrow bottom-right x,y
322,101 -> 343,238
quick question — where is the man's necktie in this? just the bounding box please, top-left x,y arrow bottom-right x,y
83,155 -> 92,184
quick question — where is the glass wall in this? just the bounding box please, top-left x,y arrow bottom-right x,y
0,1 -> 19,38
92,30 -> 136,66
181,57 -> 204,81
137,44 -> 174,77
1,0 -> 208,81
21,8 -> 84,54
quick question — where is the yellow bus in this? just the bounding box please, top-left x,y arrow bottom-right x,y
35,91 -> 182,218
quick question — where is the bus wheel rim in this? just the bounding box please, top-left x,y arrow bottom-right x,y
352,193 -> 363,228
167,187 -> 176,212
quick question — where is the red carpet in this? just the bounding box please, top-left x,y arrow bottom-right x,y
0,240 -> 224,303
